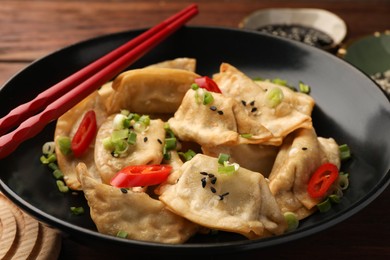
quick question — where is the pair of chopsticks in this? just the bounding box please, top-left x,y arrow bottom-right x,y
0,4 -> 198,159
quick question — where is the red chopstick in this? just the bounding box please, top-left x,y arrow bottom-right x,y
0,4 -> 198,159
0,3 -> 198,136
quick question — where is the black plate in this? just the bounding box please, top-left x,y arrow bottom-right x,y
0,26 -> 389,255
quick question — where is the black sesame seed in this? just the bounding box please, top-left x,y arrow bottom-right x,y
120,188 -> 128,194
250,100 -> 255,106
302,147 -> 308,150
251,107 -> 258,113
157,139 -> 162,144
217,110 -> 224,115
210,177 -> 217,184
201,177 -> 207,188
208,173 -> 215,178
210,186 -> 216,193
241,100 -> 247,106
210,105 -> 217,111
144,137 -> 148,142
200,171 -> 208,175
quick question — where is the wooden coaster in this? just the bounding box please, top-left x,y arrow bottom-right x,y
0,192 -> 61,259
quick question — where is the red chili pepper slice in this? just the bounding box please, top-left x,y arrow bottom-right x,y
110,164 -> 172,188
307,163 -> 339,198
71,110 -> 97,157
195,76 -> 222,93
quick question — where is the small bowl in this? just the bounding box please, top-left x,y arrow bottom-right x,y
239,8 -> 347,51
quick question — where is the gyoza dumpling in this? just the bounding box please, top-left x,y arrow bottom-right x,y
54,91 -> 107,190
268,128 -> 340,219
94,114 -> 166,184
168,87 -> 273,147
76,163 -> 198,244
105,67 -> 199,115
98,58 -> 197,109
145,57 -> 196,72
159,154 -> 287,239
213,63 -> 315,145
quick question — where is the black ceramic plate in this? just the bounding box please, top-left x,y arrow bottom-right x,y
0,26 -> 389,255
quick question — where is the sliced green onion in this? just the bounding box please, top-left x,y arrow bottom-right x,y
194,90 -> 202,104
48,162 -> 59,171
339,144 -> 351,161
203,92 -> 214,105
317,198 -> 332,213
116,230 -> 128,238
128,113 -> 140,122
217,153 -> 230,164
53,169 -> 64,180
127,131 -> 137,145
265,87 -> 284,108
164,123 -> 175,138
165,137 -> 177,150
218,164 -> 236,175
138,115 -> 150,126
298,81 -> 311,94
240,133 -> 253,138
337,172 -> 349,190
284,212 -> 299,232
113,114 -> 128,130
42,141 -> 56,155
191,83 -> 199,90
114,140 -> 129,154
111,129 -> 129,142
329,194 -> 341,204
56,180 -> 69,193
271,78 -> 288,86
178,149 -> 196,161
120,109 -> 130,116
70,206 -> 84,215
57,136 -> 72,156
102,137 -> 115,151
40,153 -> 57,164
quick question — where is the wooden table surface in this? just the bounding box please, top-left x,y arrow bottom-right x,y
0,0 -> 389,259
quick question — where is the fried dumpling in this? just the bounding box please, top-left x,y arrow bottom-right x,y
268,128 -> 340,219
213,63 -> 315,145
105,67 -> 199,115
159,154 -> 287,239
145,57 -> 196,72
54,91 -> 107,190
168,88 -> 273,147
76,163 -> 198,244
94,114 -> 166,184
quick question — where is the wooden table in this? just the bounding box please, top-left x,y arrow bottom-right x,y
0,0 -> 389,259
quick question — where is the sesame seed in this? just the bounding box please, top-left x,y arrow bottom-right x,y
210,177 -> 217,184
144,137 -> 148,142
210,105 -> 217,111
210,186 -> 216,193
157,139 -> 162,144
217,110 -> 224,115
250,100 -> 255,106
208,173 -> 215,178
120,188 -> 128,194
251,107 -> 258,113
200,171 -> 208,175
201,177 -> 207,188
302,147 -> 308,150
241,100 -> 247,106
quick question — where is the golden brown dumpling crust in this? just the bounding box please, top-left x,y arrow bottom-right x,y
94,114 -> 166,184
268,128 -> 340,219
168,88 -> 273,147
55,91 -> 107,190
105,67 -> 199,115
159,154 -> 287,239
213,63 -> 315,145
76,163 -> 198,244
